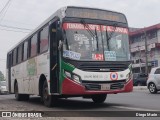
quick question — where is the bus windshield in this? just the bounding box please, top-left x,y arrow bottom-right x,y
62,22 -> 130,61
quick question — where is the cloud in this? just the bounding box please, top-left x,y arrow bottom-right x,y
2,0 -> 160,28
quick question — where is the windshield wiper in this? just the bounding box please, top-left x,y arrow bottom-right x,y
105,23 -> 117,51
80,19 -> 95,37
80,19 -> 99,50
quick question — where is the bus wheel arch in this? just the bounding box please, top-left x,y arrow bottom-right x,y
39,74 -> 58,107
42,80 -> 58,107
14,79 -> 29,101
39,74 -> 47,97
14,79 -> 18,93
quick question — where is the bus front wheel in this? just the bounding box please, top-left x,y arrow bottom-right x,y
14,82 -> 29,101
42,80 -> 57,107
91,94 -> 107,103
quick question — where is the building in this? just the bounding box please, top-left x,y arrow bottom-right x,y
129,23 -> 160,73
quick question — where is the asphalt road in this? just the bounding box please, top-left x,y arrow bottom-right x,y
107,89 -> 160,111
0,88 -> 160,120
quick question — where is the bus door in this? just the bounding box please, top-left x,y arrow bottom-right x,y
49,18 -> 60,94
7,52 -> 12,93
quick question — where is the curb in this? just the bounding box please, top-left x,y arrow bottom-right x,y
133,86 -> 148,90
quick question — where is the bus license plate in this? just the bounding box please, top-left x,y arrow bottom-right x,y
101,84 -> 110,90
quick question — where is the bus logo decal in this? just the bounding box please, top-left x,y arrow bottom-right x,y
110,72 -> 118,80
27,58 -> 37,76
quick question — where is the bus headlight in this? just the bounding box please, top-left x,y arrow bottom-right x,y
64,71 -> 72,78
64,71 -> 81,83
126,73 -> 132,82
72,74 -> 80,83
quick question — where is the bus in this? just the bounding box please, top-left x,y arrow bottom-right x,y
6,6 -> 133,107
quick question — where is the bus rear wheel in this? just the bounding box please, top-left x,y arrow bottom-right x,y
42,80 -> 57,107
91,94 -> 107,103
14,82 -> 29,101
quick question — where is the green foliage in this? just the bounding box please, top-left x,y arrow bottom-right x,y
0,71 -> 5,81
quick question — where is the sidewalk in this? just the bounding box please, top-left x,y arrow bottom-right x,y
133,86 -> 148,91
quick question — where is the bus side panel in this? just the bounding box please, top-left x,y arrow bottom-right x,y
10,67 -> 14,93
10,61 -> 33,94
10,65 -> 24,94
9,52 -> 50,95
36,52 -> 50,95
6,69 -> 9,92
22,61 -> 29,93
6,53 -> 12,93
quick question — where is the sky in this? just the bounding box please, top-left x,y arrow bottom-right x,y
0,0 -> 160,76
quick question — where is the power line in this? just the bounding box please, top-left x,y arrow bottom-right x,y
2,19 -> 35,26
0,0 -> 12,22
0,0 -> 12,17
0,0 -> 34,31
0,0 -> 32,33
0,0 -> 34,33
0,60 -> 6,62
0,24 -> 32,31
0,28 -> 30,33
0,58 -> 6,62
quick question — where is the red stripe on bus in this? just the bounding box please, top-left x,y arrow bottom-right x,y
62,78 -> 133,95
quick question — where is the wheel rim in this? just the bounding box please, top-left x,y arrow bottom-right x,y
149,83 -> 155,93
43,86 -> 49,101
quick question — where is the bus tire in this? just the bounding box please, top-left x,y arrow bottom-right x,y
14,82 -> 29,101
42,80 -> 57,107
22,94 -> 30,101
91,94 -> 107,103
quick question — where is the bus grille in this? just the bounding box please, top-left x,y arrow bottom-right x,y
83,80 -> 125,91
85,84 -> 101,90
78,63 -> 128,72
111,83 -> 124,90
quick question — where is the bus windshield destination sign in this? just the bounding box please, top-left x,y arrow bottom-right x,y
66,7 -> 127,23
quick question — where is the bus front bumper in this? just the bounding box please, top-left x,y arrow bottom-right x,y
62,78 -> 133,95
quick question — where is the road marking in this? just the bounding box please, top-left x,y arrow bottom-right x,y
112,106 -> 158,111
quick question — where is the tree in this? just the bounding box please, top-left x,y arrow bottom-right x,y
0,71 -> 5,81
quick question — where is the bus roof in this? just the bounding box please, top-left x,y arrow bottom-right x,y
7,6 -> 127,53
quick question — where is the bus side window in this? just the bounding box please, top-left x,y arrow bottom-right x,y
31,34 -> 38,57
13,48 -> 17,66
40,25 -> 49,53
11,51 -> 13,66
7,53 -> 9,68
23,41 -> 28,61
17,44 -> 23,63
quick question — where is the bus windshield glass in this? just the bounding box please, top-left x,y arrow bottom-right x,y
62,22 -> 130,61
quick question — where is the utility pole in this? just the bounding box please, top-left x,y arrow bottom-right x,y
138,46 -> 142,73
144,29 -> 148,74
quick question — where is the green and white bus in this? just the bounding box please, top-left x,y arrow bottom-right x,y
6,6 -> 133,107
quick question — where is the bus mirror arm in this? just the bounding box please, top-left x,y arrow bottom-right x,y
57,27 -> 63,40
58,40 -> 63,50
